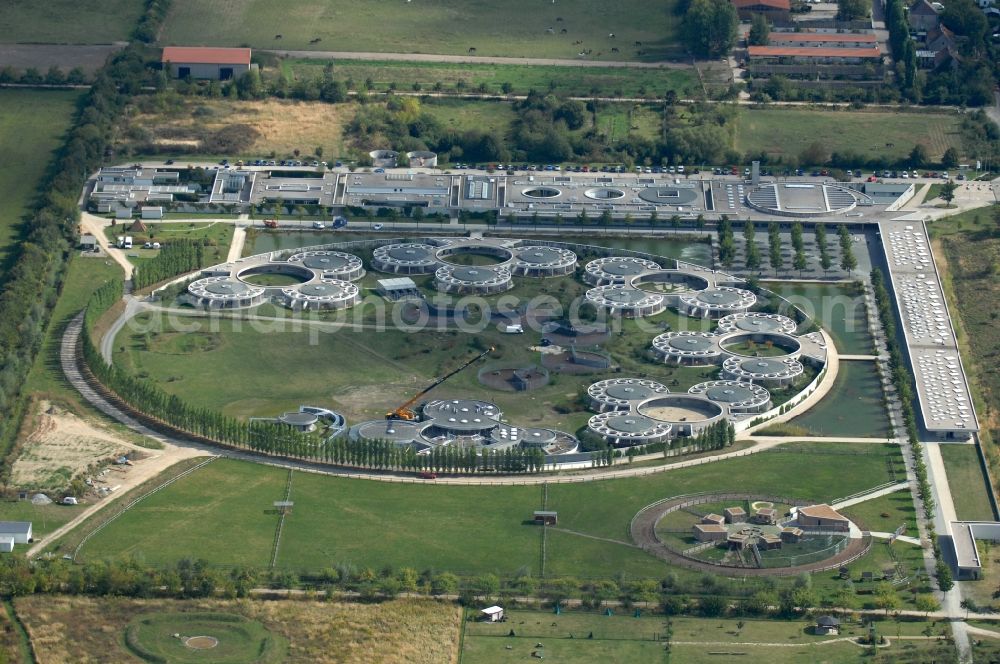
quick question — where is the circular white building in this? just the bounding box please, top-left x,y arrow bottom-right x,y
280,279 -> 361,310
678,287 -> 756,319
722,356 -> 804,387
585,285 -> 665,317
434,265 -> 513,295
717,312 -> 797,336
689,380 -> 772,414
187,277 -> 266,309
587,412 -> 673,447
584,256 -> 661,286
587,378 -> 670,413
651,331 -> 722,366
510,245 -> 577,277
288,250 -> 365,281
373,243 -> 441,274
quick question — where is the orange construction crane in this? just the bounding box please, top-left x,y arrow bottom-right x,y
386,346 -> 494,421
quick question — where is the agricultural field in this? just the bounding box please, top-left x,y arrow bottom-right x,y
735,108 -> 965,164
285,58 -> 699,98
162,0 -> 683,60
0,0 -> 142,44
14,595 -> 462,664
0,90 -> 82,278
75,446 -> 903,584
463,609 -> 954,664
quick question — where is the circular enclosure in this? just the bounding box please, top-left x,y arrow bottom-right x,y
281,279 -> 360,310
187,277 -> 265,309
522,187 -> 562,199
587,412 -> 672,446
434,264 -> 513,294
717,312 -> 797,335
511,245 -> 577,277
689,380 -> 772,413
373,243 -> 440,274
585,285 -> 665,317
584,187 -> 626,200
720,332 -> 801,359
722,355 -> 804,386
651,331 -> 722,365
588,378 -> 670,412
632,270 -> 709,295
638,186 -> 701,206
288,250 -> 365,281
125,612 -> 283,664
679,287 -> 756,318
236,262 -> 314,286
478,364 -> 550,392
638,395 -> 724,423
436,244 -> 513,266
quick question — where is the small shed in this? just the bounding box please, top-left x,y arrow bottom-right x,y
114,207 -> 133,220
140,207 -> 163,220
0,521 -> 32,545
753,507 -> 777,525
533,510 -> 558,526
724,506 -> 746,524
0,537 -> 13,554
480,606 -> 505,622
377,277 -> 421,301
80,234 -> 98,251
815,615 -> 841,635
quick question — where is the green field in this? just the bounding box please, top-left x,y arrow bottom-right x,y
939,444 -> 995,521
463,609 -> 948,664
735,108 -> 965,164
77,446 -> 900,578
0,0 -> 142,44
841,489 -> 918,534
0,90 -> 82,277
286,58 -> 699,98
163,0 -> 682,60
0,499 -> 83,539
788,360 -> 891,438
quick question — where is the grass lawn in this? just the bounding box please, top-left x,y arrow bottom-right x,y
735,108 -> 965,164
841,489 -> 918,534
420,98 -> 519,136
0,0 -> 142,44
463,609 -> 951,663
787,360 -> 891,438
0,500 -> 83,539
286,58 -> 699,98
939,444 -> 995,521
76,447 -> 898,578
0,89 -> 82,278
162,0 -> 682,61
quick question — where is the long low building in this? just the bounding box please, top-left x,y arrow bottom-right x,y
747,44 -> 884,80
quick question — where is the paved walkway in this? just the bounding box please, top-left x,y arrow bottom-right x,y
868,531 -> 923,546
227,218 -> 248,262
832,482 -> 911,510
839,354 -> 879,361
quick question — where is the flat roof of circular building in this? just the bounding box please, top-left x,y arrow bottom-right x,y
279,412 -> 319,426
601,287 -> 652,305
354,419 -> 428,445
515,246 -> 570,264
746,183 -> 858,217
451,266 -> 500,282
384,244 -> 437,263
718,312 -> 797,335
520,427 -> 557,444
299,282 -> 351,297
667,335 -> 716,352
637,186 -> 701,206
600,259 -> 656,276
605,414 -> 662,434
423,399 -> 502,423
739,358 -> 794,374
203,280 -> 251,295
704,384 -> 760,403
605,383 -> 663,401
696,289 -> 743,305
301,254 -> 351,270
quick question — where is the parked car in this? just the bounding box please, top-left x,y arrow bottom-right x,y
372,223 -> 384,230
312,221 -> 326,229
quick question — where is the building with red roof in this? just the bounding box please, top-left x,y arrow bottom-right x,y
161,47 -> 252,80
730,0 -> 791,20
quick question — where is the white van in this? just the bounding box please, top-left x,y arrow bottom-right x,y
123,236 -> 133,249
116,236 -> 125,248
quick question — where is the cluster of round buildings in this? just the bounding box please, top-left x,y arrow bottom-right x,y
348,399 -> 578,456
187,249 -> 365,310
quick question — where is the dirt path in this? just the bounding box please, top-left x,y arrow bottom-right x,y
80,212 -> 134,280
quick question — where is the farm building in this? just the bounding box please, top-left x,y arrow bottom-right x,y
798,504 -> 850,532
161,46 -> 252,80
730,0 -> 791,21
480,606 -> 505,622
533,510 -> 558,525
79,234 -> 98,251
702,513 -> 725,526
814,616 -> 841,635
377,277 -> 422,301
693,523 -> 728,542
0,522 -> 32,553
724,506 -> 746,524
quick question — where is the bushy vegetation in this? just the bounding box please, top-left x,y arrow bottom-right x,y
132,239 -> 205,290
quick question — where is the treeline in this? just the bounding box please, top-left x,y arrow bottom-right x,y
326,437 -> 545,473
132,239 -> 205,290
0,66 -> 89,86
870,268 -> 950,591
0,48 -> 147,473
0,550 -> 935,617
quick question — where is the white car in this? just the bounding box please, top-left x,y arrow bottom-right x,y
372,223 -> 384,230
313,221 -> 326,229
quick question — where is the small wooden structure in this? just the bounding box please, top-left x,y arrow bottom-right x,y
814,615 -> 841,635
533,510 -> 558,526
